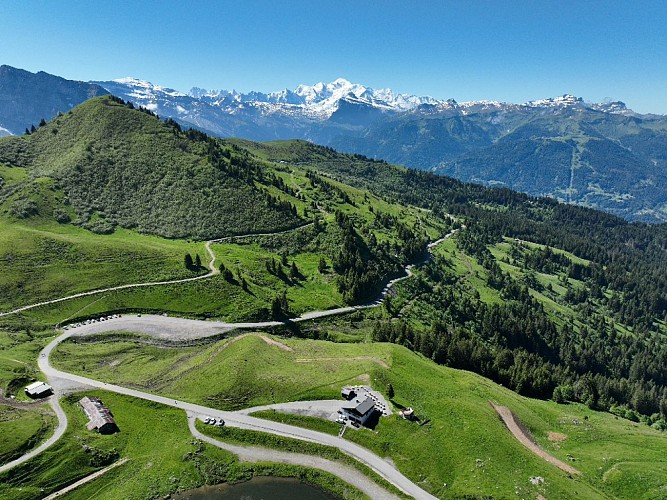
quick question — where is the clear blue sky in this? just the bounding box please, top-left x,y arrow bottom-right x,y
1,1 -> 665,113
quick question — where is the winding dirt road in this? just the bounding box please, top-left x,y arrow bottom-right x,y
0,223 -> 314,318
491,402 -> 581,476
188,415 -> 400,499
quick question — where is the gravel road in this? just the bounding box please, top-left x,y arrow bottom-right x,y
30,329 -> 437,499
0,228 -> 460,498
188,415 -> 400,500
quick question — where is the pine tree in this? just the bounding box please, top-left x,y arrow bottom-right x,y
195,253 -> 202,270
387,383 -> 395,400
184,253 -> 194,270
289,261 -> 299,280
39,118 -> 47,127
271,296 -> 283,319
318,257 -> 327,273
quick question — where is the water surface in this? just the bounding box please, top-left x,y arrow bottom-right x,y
174,476 -> 339,499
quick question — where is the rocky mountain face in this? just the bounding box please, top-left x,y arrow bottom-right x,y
0,65 -> 108,134
1,65 -> 666,221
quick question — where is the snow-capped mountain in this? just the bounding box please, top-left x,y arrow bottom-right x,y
93,75 -> 646,142
2,65 -> 667,222
98,77 -> 442,122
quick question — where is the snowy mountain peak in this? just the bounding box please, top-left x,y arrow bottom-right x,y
525,94 -> 584,108
108,77 -> 186,98
96,74 -> 642,128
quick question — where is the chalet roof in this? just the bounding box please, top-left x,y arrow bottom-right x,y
345,397 -> 375,417
79,396 -> 117,431
25,381 -> 52,396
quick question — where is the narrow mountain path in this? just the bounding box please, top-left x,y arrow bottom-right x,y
490,402 -> 581,476
43,457 -> 129,499
0,222 -> 314,318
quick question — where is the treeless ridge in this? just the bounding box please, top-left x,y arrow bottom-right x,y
490,402 -> 581,476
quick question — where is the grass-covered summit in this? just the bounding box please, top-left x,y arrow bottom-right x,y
0,96 -> 302,239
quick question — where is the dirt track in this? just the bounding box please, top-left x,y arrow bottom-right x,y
490,402 -> 581,476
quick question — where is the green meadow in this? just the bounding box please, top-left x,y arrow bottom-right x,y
0,404 -> 55,466
52,333 -> 667,499
0,390 -> 364,500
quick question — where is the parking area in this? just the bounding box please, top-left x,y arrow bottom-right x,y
239,385 -> 392,429
345,385 -> 392,417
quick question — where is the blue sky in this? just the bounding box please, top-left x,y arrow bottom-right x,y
2,1 -> 665,113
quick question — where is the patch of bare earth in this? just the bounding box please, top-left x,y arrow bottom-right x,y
490,402 -> 581,476
548,432 -> 567,443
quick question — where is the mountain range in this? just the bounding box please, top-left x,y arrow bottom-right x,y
1,65 -> 666,222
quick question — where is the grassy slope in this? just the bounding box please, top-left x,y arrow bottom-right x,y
0,219 -> 208,313
0,97 -> 303,240
0,405 -> 55,465
0,328 -> 51,399
1,165 -> 445,325
0,114 -> 446,324
0,390 -> 364,500
52,334 -> 667,499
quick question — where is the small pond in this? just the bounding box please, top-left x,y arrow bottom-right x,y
173,476 -> 340,499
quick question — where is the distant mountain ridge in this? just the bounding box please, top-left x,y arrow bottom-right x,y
100,75 -> 641,122
1,65 -> 666,222
0,65 -> 108,134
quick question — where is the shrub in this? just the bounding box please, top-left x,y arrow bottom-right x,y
10,198 -> 38,218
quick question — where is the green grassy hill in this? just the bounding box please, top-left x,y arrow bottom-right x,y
0,96 -> 302,239
0,98 -> 445,318
50,333 -> 667,499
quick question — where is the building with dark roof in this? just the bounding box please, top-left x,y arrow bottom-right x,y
79,396 -> 118,434
341,397 -> 376,426
341,387 -> 356,400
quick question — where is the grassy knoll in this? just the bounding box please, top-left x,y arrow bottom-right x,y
0,404 -> 55,466
53,334 -> 388,410
0,390 -> 363,500
51,333 -> 667,498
